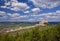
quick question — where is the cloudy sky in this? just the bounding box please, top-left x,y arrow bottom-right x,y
0,0 -> 60,22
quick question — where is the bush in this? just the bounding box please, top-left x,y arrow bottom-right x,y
0,24 -> 60,41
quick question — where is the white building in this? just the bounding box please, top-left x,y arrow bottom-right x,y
39,19 -> 48,26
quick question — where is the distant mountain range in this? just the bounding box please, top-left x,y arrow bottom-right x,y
48,22 -> 60,25
0,22 -> 60,25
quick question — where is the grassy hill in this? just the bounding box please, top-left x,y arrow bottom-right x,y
0,23 -> 60,41
0,22 -> 38,31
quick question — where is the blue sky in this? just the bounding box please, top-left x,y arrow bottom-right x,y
0,0 -> 60,22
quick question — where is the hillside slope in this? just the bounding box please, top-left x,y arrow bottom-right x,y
0,24 -> 60,41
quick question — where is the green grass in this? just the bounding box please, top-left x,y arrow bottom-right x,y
0,23 -> 35,30
0,23 -> 60,41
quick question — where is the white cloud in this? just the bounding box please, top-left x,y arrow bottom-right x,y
10,2 -> 29,11
46,10 -> 60,19
8,13 -> 20,17
0,11 -> 29,22
27,18 -> 35,22
31,8 -> 40,13
31,10 -> 60,21
0,11 -> 7,19
0,11 -> 6,15
24,11 -> 30,13
5,1 -> 10,6
19,15 -> 28,18
1,0 -> 29,11
7,13 -> 28,20
0,11 -> 6,17
0,6 -> 7,8
30,0 -> 60,9
56,10 -> 60,14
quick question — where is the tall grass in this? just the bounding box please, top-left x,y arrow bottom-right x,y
0,24 -> 60,41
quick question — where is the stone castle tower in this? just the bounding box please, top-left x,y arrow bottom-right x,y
39,19 -> 48,26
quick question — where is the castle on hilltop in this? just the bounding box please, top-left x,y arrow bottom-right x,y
39,19 -> 48,26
